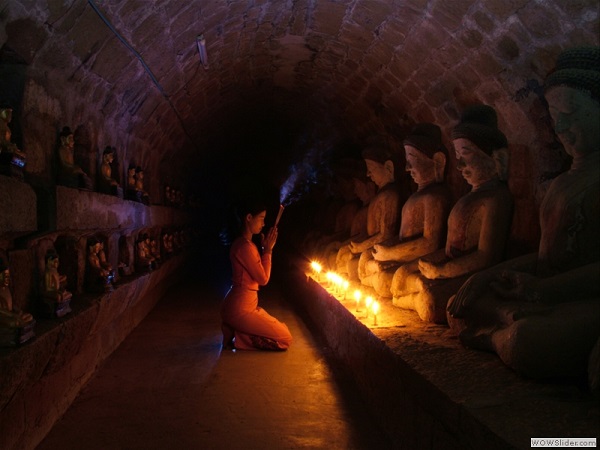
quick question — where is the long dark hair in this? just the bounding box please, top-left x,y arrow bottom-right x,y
220,197 -> 267,246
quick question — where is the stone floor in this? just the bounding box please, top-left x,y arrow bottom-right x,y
36,277 -> 393,450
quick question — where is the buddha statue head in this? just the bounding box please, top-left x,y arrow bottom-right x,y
544,46 -> 600,159
452,105 -> 509,189
59,126 -> 74,149
361,136 -> 396,189
103,146 -> 114,165
403,123 -> 447,188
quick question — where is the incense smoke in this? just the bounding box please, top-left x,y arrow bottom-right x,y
279,145 -> 328,206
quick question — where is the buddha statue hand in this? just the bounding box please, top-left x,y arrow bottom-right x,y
447,271 -> 499,318
418,258 -> 441,280
490,270 -> 542,303
371,245 -> 389,261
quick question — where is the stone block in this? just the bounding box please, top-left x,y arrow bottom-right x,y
54,186 -> 148,231
0,175 -> 36,237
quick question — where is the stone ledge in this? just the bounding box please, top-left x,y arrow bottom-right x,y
282,267 -> 599,450
0,254 -> 186,450
55,186 -> 189,231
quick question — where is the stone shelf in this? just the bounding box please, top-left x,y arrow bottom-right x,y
55,186 -> 189,231
281,265 -> 599,450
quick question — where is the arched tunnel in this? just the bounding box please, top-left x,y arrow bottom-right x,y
1,1 -> 599,449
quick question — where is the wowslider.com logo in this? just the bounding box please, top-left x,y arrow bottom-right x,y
531,438 -> 596,448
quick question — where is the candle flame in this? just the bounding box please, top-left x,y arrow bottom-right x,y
372,301 -> 380,315
310,261 -> 322,273
354,290 -> 362,301
365,296 -> 373,308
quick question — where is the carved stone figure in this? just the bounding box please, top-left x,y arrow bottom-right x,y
336,139 -> 401,281
42,250 -> 72,318
0,257 -> 35,346
309,160 -> 364,261
98,241 -> 115,284
57,126 -> 92,189
86,238 -> 113,293
136,233 -> 156,271
359,124 -> 453,298
392,105 -> 513,323
0,106 -> 26,178
325,176 -> 377,270
447,47 -> 600,391
135,166 -> 150,205
98,146 -> 123,197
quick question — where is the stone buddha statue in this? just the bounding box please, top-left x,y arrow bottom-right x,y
136,233 -> 156,271
447,47 -> 600,392
56,126 -> 92,189
85,238 -> 113,293
42,250 -> 72,317
98,146 -> 123,197
135,166 -> 150,205
308,159 -> 363,260
0,257 -> 35,345
0,106 -> 26,178
359,123 -> 453,298
336,139 -> 402,281
392,105 -> 513,323
325,176 -> 377,271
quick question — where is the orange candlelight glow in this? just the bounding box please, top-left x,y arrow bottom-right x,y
365,296 -> 373,317
372,301 -> 380,326
354,290 -> 362,312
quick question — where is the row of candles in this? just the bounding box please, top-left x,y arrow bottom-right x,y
310,261 -> 380,325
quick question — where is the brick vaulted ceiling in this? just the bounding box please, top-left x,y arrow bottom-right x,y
1,1 -> 598,212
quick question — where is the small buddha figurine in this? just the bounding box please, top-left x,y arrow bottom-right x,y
98,241 -> 115,284
336,139 -> 402,281
135,166 -> 150,205
136,233 -> 156,271
392,105 -> 513,323
98,146 -> 122,197
447,47 -> 600,390
42,250 -> 72,317
149,238 -> 161,265
86,238 -> 112,293
0,106 -> 26,177
360,124 -> 453,298
165,185 -> 172,205
56,126 -> 92,189
0,257 -> 35,345
125,163 -> 137,200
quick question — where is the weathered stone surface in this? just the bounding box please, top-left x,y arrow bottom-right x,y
0,175 -> 36,236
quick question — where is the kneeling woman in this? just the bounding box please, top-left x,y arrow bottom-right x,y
221,201 -> 293,351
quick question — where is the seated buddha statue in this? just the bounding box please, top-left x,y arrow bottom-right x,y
336,138 -> 402,281
85,238 -> 113,293
0,106 -> 26,177
98,146 -> 122,197
325,176 -> 377,271
42,250 -> 72,317
447,47 -> 600,392
392,105 -> 513,323
136,234 -> 156,271
135,166 -> 150,205
307,160 -> 365,261
0,257 -> 35,345
359,123 -> 452,298
56,126 -> 92,189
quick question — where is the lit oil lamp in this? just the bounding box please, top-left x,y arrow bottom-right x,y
354,290 -> 362,312
364,296 -> 373,318
372,300 -> 380,326
310,261 -> 322,281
